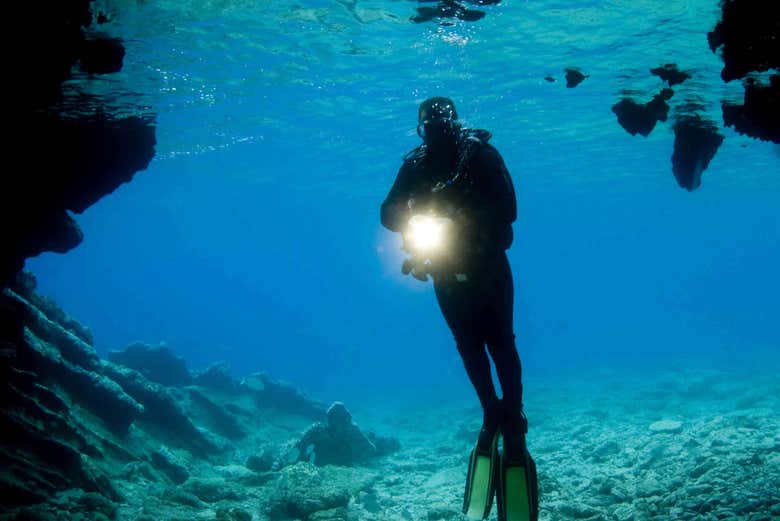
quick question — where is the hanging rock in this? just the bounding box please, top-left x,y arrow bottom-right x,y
612,89 -> 674,137
671,117 -> 724,191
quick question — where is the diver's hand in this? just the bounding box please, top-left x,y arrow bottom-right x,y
401,257 -> 430,282
411,266 -> 429,282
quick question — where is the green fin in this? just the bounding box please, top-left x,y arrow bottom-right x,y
463,432 -> 499,519
496,449 -> 539,521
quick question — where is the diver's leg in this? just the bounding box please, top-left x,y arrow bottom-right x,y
434,279 -> 501,426
481,253 -> 525,458
437,278 -> 502,519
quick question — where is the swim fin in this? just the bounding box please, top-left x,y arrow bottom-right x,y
462,429 -> 499,519
496,446 -> 539,521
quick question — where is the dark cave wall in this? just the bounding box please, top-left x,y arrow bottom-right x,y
1,2 -> 157,509
2,0 -> 157,290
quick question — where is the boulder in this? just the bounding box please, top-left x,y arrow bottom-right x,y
265,463 -> 352,519
283,402 -> 382,467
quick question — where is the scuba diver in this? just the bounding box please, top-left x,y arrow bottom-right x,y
380,97 -> 538,521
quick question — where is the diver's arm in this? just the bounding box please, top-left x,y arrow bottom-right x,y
380,161 -> 416,232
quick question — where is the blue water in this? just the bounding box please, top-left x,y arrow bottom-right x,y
29,0 -> 779,404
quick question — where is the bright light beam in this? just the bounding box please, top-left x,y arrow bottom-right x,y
407,214 -> 449,254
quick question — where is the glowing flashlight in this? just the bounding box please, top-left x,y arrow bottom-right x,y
406,214 -> 450,254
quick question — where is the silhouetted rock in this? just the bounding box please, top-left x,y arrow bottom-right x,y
2,0 -> 156,291
10,0 -> 92,111
193,361 -> 236,392
650,63 -> 691,87
109,342 -> 193,387
2,113 -> 156,290
708,0 -> 780,82
671,117 -> 724,191
411,1 -> 486,23
565,68 -> 588,88
79,36 -> 125,73
722,75 -> 780,144
612,89 -> 674,137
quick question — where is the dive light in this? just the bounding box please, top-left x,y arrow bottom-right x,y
406,214 -> 452,255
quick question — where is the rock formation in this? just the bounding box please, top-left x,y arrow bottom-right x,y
1,274 -> 400,519
612,89 -> 674,137
650,64 -> 691,87
1,0 -> 157,290
671,117 -> 725,191
709,0 -> 780,143
564,68 -> 588,88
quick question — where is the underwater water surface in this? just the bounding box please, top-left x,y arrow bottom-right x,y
29,0 -> 779,401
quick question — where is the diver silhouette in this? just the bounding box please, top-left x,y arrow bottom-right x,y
380,97 -> 538,520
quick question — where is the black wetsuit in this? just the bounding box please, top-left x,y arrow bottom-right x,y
380,135 -> 525,450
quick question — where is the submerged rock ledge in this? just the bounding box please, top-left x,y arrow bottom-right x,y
0,272 -> 400,520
